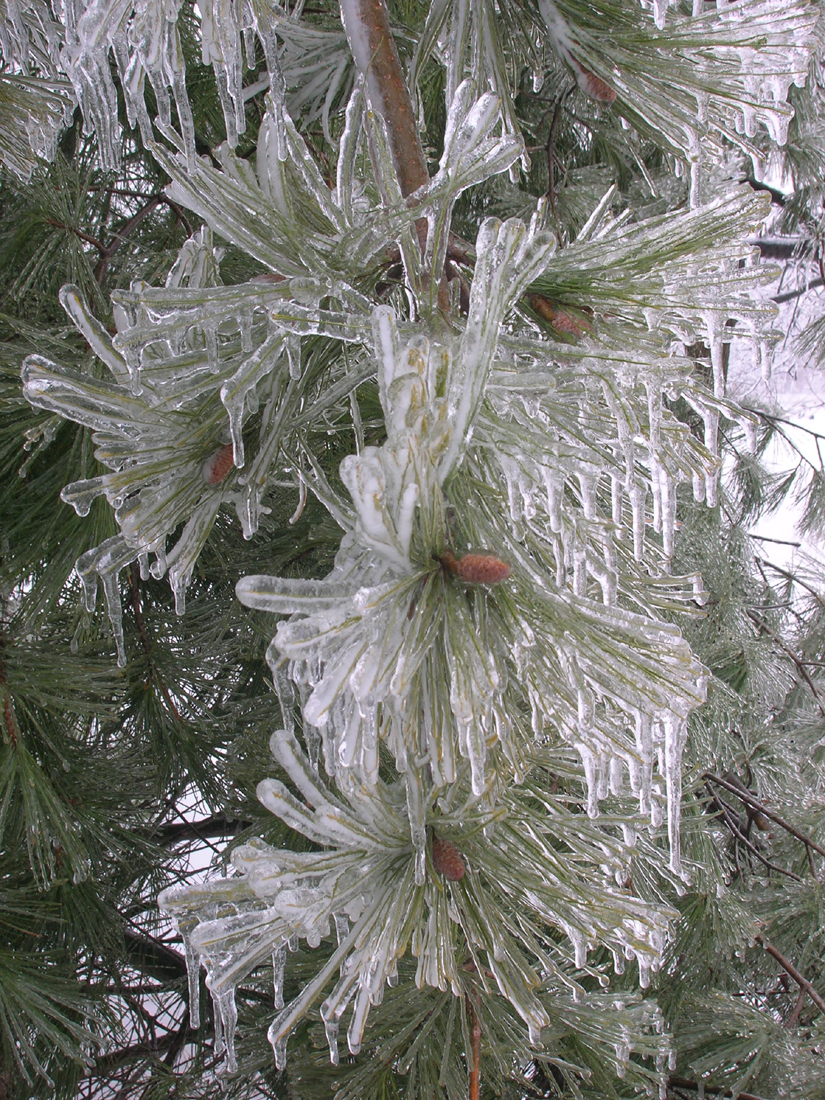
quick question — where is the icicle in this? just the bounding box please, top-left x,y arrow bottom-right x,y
101,572 -> 126,668
663,713 -> 687,876
272,943 -> 287,1010
183,936 -> 202,1029
212,987 -> 238,1073
325,1016 -> 340,1065
405,770 -> 427,886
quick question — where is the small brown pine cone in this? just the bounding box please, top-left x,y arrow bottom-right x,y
432,833 -> 466,881
527,294 -> 590,338
202,442 -> 235,485
440,550 -> 511,585
574,64 -> 617,103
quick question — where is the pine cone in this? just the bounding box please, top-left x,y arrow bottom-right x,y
439,550 -> 511,584
432,833 -> 466,881
202,443 -> 235,485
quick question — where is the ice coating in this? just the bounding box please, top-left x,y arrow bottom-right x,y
537,0 -> 816,168
16,3 -> 816,1075
158,726 -> 680,1071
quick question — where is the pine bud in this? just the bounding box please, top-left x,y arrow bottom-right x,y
432,833 -> 466,881
527,294 -> 591,338
580,69 -> 617,103
439,550 -> 511,585
202,443 -> 235,485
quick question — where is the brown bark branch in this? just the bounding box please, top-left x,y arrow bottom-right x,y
146,813 -> 252,846
466,994 -> 481,1100
667,1077 -> 772,1100
95,196 -> 162,282
0,643 -> 19,748
755,935 -> 825,1016
745,608 -> 825,717
43,217 -> 107,254
704,773 -> 825,863
340,0 -> 428,199
705,782 -> 802,881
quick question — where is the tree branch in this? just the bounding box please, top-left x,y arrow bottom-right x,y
0,642 -> 19,748
745,608 -> 825,717
668,1077 -> 772,1100
339,0 -> 428,199
704,773 -> 825,862
146,813 -> 252,846
755,935 -> 825,1016
704,782 -> 802,881
466,993 -> 481,1100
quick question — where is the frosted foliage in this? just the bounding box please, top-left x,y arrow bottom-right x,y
16,0 -> 815,1077
159,729 -> 675,1071
538,0 -> 817,167
21,228 -> 308,661
56,0 -> 287,169
0,0 -> 74,178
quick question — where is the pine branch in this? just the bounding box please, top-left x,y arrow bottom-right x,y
667,1078 -> 772,1100
755,936 -> 825,1017
703,774 -> 825,864
745,609 -> 825,717
147,813 -> 252,846
339,0 -> 428,199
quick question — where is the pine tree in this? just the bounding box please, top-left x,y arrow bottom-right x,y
1,1 -> 825,1099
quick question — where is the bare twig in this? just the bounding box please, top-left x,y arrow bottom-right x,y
466,994 -> 481,1100
785,987 -> 806,1028
95,196 -> 162,281
705,782 -> 802,881
755,935 -> 825,1016
746,608 -> 825,716
755,557 -> 825,610
340,0 -> 428,199
773,277 -> 824,304
545,91 -> 571,222
704,773 -> 825,862
43,216 -> 107,254
667,1077 -> 772,1100
0,642 -> 19,748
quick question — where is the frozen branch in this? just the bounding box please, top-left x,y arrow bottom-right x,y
704,773 -> 825,863
339,0 -> 428,198
745,609 -> 825,717
467,994 -> 481,1100
667,1078 -> 772,1100
755,935 -> 825,1016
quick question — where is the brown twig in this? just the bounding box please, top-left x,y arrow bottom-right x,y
755,556 -> 825,610
95,196 -> 162,282
43,217 -> 107,254
340,0 -> 428,199
785,986 -> 806,1028
86,187 -> 195,237
667,1078 -> 771,1100
745,608 -> 825,716
703,773 -> 825,862
704,783 -> 802,881
545,86 -> 574,239
755,935 -> 825,1016
0,643 -> 19,748
466,994 -> 481,1100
